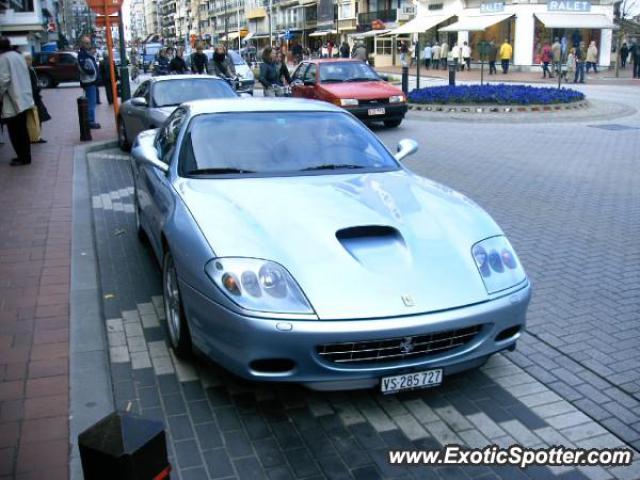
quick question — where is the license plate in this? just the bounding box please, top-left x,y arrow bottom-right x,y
381,369 -> 443,394
368,108 -> 386,116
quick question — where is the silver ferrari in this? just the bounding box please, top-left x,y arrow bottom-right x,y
131,98 -> 531,392
117,75 -> 237,151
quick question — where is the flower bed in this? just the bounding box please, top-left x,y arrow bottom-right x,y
408,84 -> 585,105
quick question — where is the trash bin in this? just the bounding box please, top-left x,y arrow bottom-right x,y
78,411 -> 170,480
448,61 -> 457,86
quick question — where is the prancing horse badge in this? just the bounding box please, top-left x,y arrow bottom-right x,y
401,295 -> 415,307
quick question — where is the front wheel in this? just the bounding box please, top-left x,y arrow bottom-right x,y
117,117 -> 131,151
38,74 -> 53,89
384,118 -> 403,128
163,251 -> 192,358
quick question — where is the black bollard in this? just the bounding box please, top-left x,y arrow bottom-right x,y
401,66 -> 409,95
78,411 -> 170,480
448,61 -> 456,86
77,96 -> 92,142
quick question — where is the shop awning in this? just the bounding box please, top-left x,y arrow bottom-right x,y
250,33 -> 271,39
6,35 -> 29,46
309,30 -> 338,37
220,31 -> 240,41
349,29 -> 391,38
439,13 -> 513,32
389,15 -> 452,35
243,32 -> 254,41
534,13 -> 618,29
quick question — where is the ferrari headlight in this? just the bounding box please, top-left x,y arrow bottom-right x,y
205,258 -> 313,314
471,236 -> 526,294
340,98 -> 359,107
389,95 -> 405,103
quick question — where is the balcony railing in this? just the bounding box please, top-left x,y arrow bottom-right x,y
357,9 -> 396,24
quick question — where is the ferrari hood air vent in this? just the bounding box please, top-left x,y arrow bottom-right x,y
336,225 -> 408,271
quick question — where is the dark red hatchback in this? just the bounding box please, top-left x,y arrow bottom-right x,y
290,59 -> 407,128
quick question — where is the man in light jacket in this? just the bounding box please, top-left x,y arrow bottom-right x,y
0,37 -> 34,166
551,37 -> 562,77
78,35 -> 100,129
440,41 -> 449,70
431,42 -> 440,68
586,41 -> 598,74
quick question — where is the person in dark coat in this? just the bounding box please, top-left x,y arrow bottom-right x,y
191,43 -> 208,74
169,48 -> 188,73
24,53 -> 50,143
100,54 -> 118,104
339,42 -> 350,58
259,46 -> 279,97
620,42 -> 628,69
488,40 -> 498,75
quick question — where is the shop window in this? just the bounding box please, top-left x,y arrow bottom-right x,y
375,38 -> 393,55
428,4 -> 443,10
469,16 -> 515,60
7,0 -> 35,12
532,17 -> 601,63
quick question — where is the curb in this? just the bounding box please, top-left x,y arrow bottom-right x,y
408,100 -> 590,114
69,140 -> 118,480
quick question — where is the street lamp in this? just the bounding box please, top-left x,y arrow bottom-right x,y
268,0 -> 272,46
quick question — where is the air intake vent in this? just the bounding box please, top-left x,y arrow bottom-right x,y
336,225 -> 400,241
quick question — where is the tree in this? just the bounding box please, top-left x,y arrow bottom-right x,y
614,0 -> 639,77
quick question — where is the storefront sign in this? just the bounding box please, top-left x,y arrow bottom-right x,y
547,0 -> 591,12
480,2 -> 505,13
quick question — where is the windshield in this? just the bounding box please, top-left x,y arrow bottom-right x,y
228,51 -> 245,65
152,79 -> 236,107
319,62 -> 380,83
180,111 -> 398,176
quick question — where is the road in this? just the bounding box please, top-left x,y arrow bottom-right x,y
85,83 -> 640,480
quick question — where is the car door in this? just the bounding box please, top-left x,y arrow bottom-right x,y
301,63 -> 318,99
125,81 -> 151,140
58,53 -> 79,82
138,108 -> 188,253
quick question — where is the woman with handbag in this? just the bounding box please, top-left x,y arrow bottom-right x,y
24,53 -> 50,143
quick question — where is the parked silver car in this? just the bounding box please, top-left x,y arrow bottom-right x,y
117,75 -> 236,151
131,98 -> 531,392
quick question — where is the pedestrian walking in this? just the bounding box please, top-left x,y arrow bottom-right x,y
632,40 -> 640,79
462,41 -> 471,71
619,42 -> 628,69
24,53 -> 50,143
574,41 -> 586,83
586,41 -> 598,74
77,35 -> 100,129
450,42 -> 461,70
440,41 -> 449,69
499,39 -> 512,74
327,41 -> 334,58
190,43 -> 208,74
541,42 -> 553,78
339,41 -> 350,59
259,46 -> 279,97
432,42 -> 440,69
169,48 -> 188,74
552,37 -> 562,77
352,43 -> 367,62
0,37 -> 34,166
423,43 -> 432,69
399,41 -> 409,67
488,40 -> 498,74
566,47 -> 576,82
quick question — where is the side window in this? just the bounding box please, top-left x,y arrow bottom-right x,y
133,81 -> 149,99
304,64 -> 316,83
156,108 -> 187,164
292,63 -> 308,81
60,54 -> 77,65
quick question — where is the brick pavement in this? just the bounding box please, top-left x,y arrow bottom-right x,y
0,86 -> 116,479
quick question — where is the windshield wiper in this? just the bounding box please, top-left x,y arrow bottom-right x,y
187,167 -> 255,175
302,164 -> 364,171
345,77 -> 378,82
321,78 -> 345,83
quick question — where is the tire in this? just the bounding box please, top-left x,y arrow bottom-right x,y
38,74 -> 53,89
117,117 -> 131,152
384,118 -> 402,128
133,190 -> 147,242
163,251 -> 192,358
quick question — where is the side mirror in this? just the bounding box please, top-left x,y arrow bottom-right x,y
131,97 -> 148,107
132,143 -> 168,173
394,139 -> 418,162
303,79 -> 315,86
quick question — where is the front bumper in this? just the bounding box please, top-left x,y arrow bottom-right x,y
180,281 -> 531,391
346,103 -> 408,121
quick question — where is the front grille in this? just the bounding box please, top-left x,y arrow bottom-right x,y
360,98 -> 390,107
317,325 -> 483,364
